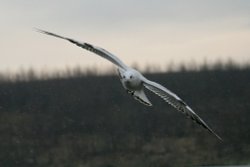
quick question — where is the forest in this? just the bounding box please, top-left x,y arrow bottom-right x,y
0,63 -> 249,167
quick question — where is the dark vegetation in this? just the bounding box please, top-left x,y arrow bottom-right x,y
0,63 -> 250,167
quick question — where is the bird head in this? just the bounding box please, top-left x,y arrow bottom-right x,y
123,71 -> 134,82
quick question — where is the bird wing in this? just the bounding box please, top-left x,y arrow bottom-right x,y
142,78 -> 222,141
36,29 -> 128,70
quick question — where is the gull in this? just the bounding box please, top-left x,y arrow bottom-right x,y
36,29 -> 222,141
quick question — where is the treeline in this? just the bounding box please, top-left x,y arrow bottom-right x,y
0,60 -> 248,83
0,63 -> 249,167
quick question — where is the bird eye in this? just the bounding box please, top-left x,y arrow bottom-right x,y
130,76 -> 133,79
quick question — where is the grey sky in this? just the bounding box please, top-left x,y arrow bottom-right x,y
1,0 -> 250,73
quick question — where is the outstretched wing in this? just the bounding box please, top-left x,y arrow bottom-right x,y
36,29 -> 128,70
143,78 -> 222,141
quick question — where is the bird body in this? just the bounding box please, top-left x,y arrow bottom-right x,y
36,29 -> 222,141
118,68 -> 143,90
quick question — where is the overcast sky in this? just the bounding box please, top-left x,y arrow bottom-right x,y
1,0 -> 250,73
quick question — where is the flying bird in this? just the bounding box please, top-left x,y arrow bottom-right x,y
36,29 -> 222,141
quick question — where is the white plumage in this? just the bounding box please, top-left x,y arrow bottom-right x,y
36,29 -> 222,141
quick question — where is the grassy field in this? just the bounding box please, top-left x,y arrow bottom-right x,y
0,65 -> 249,167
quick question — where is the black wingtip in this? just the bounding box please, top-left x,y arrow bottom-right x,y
34,28 -> 67,41
33,28 -> 46,34
208,128 -> 223,142
34,28 -> 53,36
215,134 -> 223,142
